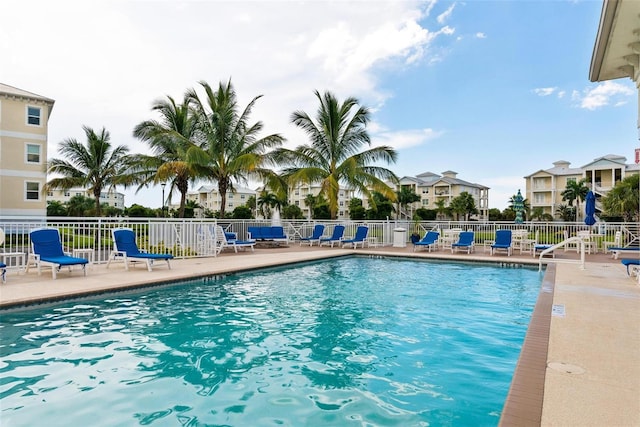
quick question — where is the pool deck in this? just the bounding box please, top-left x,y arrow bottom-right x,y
1,244 -> 638,426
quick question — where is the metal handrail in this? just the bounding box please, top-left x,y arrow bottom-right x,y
538,236 -> 585,272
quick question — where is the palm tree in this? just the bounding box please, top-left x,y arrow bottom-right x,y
602,174 -> 639,221
561,178 -> 589,221
186,80 -> 285,218
303,194 -> 318,219
274,90 -> 398,220
133,94 -> 200,218
45,126 -> 133,216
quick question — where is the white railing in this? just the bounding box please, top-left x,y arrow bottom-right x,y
1,217 -> 637,265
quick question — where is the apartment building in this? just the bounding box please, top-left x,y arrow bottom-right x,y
46,187 -> 125,209
186,185 -> 256,217
395,171 -> 490,220
287,183 -> 356,220
524,154 -> 640,218
0,83 -> 55,218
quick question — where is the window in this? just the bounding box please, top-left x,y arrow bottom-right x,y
295,201 -> 299,206
25,181 -> 40,200
64,191 -> 70,197
422,199 -> 429,206
533,177 -> 546,190
26,144 -> 41,163
567,177 -> 576,184
339,201 -> 344,207
27,106 -> 41,126
534,194 -> 545,204
47,191 -> 53,197
240,194 -> 245,199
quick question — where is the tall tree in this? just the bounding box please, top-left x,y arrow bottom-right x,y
561,178 -> 589,221
274,90 -> 398,219
186,80 -> 285,218
133,94 -> 201,218
449,191 -> 478,221
45,126 -> 133,216
396,186 -> 421,219
602,174 -> 639,221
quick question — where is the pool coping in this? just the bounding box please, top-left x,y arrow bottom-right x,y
499,263 -> 555,426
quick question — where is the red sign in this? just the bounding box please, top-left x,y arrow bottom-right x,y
636,148 -> 640,164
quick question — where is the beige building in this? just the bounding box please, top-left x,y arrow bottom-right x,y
395,171 -> 490,220
46,187 -> 125,209
524,154 -> 640,218
288,183 -> 355,220
186,185 -> 256,217
0,83 -> 55,218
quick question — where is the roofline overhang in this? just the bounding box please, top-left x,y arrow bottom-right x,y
589,0 -> 621,82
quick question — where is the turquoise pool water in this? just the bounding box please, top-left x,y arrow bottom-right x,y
0,257 -> 541,426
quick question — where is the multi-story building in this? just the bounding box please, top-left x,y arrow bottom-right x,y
46,187 -> 125,209
186,185 -> 256,217
288,183 -> 355,220
394,171 -> 490,220
524,154 -> 640,218
0,83 -> 55,218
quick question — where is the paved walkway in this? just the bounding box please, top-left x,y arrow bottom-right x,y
1,245 -> 638,426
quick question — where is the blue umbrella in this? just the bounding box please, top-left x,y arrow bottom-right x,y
585,190 -> 596,226
514,189 -> 524,224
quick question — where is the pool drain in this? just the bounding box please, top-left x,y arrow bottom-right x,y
547,362 -> 585,374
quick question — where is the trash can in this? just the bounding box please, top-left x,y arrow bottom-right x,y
393,227 -> 407,248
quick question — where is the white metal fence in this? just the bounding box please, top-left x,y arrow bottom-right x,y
1,216 -> 638,265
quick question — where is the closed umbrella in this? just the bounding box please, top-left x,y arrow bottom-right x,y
514,189 -> 524,224
584,190 -> 596,226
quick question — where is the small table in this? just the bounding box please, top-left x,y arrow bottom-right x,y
1,252 -> 25,272
367,237 -> 380,248
72,248 -> 95,268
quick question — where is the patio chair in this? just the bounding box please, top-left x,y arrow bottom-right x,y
490,230 -> 512,256
299,224 -> 325,246
451,231 -> 475,254
107,228 -> 174,271
26,228 -> 89,279
319,225 -> 345,248
341,226 -> 369,249
603,231 -> 621,254
215,226 -> 256,253
413,231 -> 439,252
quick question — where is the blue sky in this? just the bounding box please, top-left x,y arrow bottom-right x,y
1,0 -> 637,210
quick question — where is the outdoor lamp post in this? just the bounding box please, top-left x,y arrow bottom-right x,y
161,183 -> 166,217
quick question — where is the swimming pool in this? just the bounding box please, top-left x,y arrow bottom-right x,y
0,257 -> 541,426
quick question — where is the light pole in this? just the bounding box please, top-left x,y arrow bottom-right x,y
161,183 -> 166,218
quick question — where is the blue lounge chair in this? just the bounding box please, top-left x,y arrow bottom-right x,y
621,259 -> 640,275
215,226 -> 256,253
621,259 -> 640,284
342,226 -> 369,249
451,231 -> 475,254
413,231 -> 439,252
491,230 -> 512,256
319,225 -> 345,248
107,228 -> 174,271
26,228 -> 88,279
300,224 -> 325,246
0,262 -> 5,283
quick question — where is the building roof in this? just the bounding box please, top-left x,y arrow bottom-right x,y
589,0 -> 640,82
0,83 -> 55,104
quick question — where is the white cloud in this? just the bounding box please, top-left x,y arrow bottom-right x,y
533,87 -> 557,96
475,32 -> 487,39
576,81 -> 634,110
437,3 -> 456,24
371,127 -> 444,150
